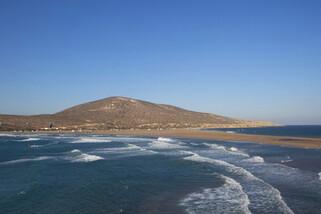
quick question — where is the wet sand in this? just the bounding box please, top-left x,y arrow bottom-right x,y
94,129 -> 321,149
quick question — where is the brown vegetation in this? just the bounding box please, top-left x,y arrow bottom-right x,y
0,96 -> 272,131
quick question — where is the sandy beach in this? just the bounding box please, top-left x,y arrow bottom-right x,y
2,128 -> 321,149
93,129 -> 321,149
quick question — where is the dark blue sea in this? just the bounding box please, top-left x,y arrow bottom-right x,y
1,133 -> 321,214
205,125 -> 321,138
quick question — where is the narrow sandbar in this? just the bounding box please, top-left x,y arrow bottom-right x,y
94,129 -> 321,149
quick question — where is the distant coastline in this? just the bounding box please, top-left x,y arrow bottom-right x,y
2,127 -> 321,149
0,96 -> 273,131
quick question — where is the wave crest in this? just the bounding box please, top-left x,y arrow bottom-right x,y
180,175 -> 251,214
71,137 -> 112,144
19,138 -> 41,142
0,156 -> 53,165
67,149 -> 103,162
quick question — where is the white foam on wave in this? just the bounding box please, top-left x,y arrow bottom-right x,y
180,175 -> 251,214
318,172 -> 321,181
148,139 -> 186,150
204,143 -> 226,151
184,152 -> 255,178
0,156 -> 53,165
29,142 -> 58,148
18,138 -> 41,142
71,137 -> 112,144
94,143 -> 158,158
157,137 -> 175,142
0,133 -> 17,137
95,143 -> 146,152
243,156 -> 265,163
183,151 -> 294,214
67,149 -> 103,163
100,136 -> 154,142
226,131 -> 236,134
204,143 -> 250,157
229,147 -> 238,152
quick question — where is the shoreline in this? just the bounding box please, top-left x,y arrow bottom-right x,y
2,128 -> 321,149
98,129 -> 321,149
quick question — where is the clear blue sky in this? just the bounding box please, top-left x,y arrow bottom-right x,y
1,0 -> 321,124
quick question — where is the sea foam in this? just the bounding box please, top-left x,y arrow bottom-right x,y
183,151 -> 294,214
71,137 -> 112,144
157,137 -> 175,142
180,175 -> 251,214
0,133 -> 16,137
243,156 -> 265,163
148,139 -> 186,150
204,143 -> 250,158
0,156 -> 53,165
67,149 -> 103,163
18,138 -> 41,142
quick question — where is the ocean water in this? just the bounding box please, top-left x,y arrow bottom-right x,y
205,125 -> 321,138
1,134 -> 321,214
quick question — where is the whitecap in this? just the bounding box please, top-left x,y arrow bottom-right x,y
70,153 -> 103,162
180,175 -> 251,214
226,131 -> 236,134
229,147 -> 238,152
148,140 -> 187,150
71,137 -> 112,144
157,137 -> 175,142
18,138 -> 41,142
0,133 -> 16,137
204,143 -> 226,151
29,142 -> 58,148
183,151 -> 294,214
204,143 -> 250,158
0,156 -> 53,165
318,172 -> 321,181
66,149 -> 103,163
94,144 -> 157,159
95,144 -> 146,153
243,156 -> 265,163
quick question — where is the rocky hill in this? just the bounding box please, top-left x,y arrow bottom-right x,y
0,96 -> 272,131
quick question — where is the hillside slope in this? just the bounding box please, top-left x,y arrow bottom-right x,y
0,96 -> 272,131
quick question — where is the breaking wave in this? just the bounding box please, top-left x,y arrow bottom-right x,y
95,143 -> 146,153
29,142 -> 58,148
0,156 -> 53,165
94,143 -> 157,159
0,133 -> 17,137
183,151 -> 294,214
157,137 -> 175,142
319,172 -> 321,181
243,156 -> 265,163
180,175 -> 251,214
226,131 -> 236,134
148,139 -> 187,150
66,149 -> 103,163
229,147 -> 238,152
203,143 -> 250,158
71,137 -> 112,144
18,138 -> 41,142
